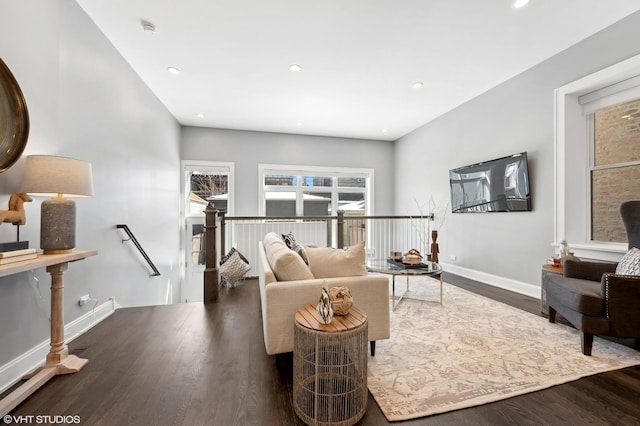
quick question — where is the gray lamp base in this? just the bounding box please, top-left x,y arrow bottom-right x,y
41,198 -> 76,254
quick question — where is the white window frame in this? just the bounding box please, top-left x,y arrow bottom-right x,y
182,160 -> 235,218
258,164 -> 374,216
586,97 -> 640,243
554,53 -> 640,261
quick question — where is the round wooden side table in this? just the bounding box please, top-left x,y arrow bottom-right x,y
293,303 -> 368,426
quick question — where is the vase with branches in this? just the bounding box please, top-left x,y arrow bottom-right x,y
413,196 -> 450,262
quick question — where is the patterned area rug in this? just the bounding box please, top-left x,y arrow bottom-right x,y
367,278 -> 640,421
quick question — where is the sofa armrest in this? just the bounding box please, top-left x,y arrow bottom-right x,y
258,241 -> 277,285
261,274 -> 390,355
564,259 -> 617,282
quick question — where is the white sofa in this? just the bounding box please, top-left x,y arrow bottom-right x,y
258,233 -> 390,356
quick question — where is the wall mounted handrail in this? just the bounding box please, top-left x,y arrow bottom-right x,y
116,224 -> 161,277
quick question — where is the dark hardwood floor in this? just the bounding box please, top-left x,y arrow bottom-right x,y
4,274 -> 640,425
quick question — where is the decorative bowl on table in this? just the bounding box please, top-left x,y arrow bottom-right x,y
402,248 -> 423,265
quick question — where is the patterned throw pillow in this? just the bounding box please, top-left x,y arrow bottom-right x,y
282,232 -> 309,265
219,248 -> 251,286
615,247 -> 640,275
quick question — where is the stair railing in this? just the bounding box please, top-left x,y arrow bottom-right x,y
200,210 -> 435,303
116,224 -> 161,277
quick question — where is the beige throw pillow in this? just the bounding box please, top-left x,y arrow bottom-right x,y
263,232 -> 314,281
306,241 -> 367,278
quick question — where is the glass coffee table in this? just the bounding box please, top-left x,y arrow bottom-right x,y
367,259 -> 443,310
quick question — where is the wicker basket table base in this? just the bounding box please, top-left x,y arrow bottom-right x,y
293,304 -> 368,426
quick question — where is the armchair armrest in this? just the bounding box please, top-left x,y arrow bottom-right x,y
564,259 -> 617,282
601,273 -> 640,336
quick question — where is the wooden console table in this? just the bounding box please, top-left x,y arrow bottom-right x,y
0,250 -> 97,416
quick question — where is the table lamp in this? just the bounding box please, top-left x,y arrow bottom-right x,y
21,155 -> 94,254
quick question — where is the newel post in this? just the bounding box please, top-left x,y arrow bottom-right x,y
337,210 -> 345,249
204,201 -> 219,302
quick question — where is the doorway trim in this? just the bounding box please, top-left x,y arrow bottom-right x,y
180,160 -> 235,302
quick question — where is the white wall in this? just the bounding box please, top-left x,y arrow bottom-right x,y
395,11 -> 640,296
180,127 -> 395,215
0,0 -> 181,371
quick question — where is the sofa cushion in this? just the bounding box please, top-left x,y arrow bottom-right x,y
263,232 -> 314,281
306,241 -> 367,279
616,247 -> 640,275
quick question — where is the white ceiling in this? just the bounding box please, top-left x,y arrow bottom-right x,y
75,0 -> 640,141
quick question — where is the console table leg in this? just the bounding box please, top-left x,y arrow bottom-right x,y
46,263 -> 68,365
44,263 -> 88,373
0,368 -> 56,416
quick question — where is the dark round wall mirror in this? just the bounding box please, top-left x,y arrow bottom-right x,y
0,57 -> 29,172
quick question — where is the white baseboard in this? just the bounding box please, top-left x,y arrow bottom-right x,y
441,263 -> 540,299
0,298 -> 120,394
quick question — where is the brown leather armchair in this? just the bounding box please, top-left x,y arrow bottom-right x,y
544,201 -> 640,355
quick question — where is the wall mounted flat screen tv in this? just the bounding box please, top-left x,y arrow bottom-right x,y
449,152 -> 531,213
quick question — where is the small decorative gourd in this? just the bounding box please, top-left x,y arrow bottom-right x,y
317,287 -> 333,324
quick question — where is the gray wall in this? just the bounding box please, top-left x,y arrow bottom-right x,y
181,127 -> 395,215
394,11 -> 640,294
2,0 -> 639,386
0,1 -> 181,367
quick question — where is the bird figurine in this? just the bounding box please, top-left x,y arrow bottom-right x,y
317,287 -> 333,324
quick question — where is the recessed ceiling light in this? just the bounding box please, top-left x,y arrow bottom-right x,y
167,67 -> 181,75
289,64 -> 302,72
197,113 -> 204,118
382,128 -> 388,133
141,20 -> 156,33
512,0 -> 530,9
297,122 -> 303,127
412,82 -> 423,89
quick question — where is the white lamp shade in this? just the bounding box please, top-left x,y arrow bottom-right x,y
21,155 -> 94,197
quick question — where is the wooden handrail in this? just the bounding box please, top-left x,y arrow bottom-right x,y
219,214 -> 434,221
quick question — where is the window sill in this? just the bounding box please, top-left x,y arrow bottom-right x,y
566,241 -> 627,262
